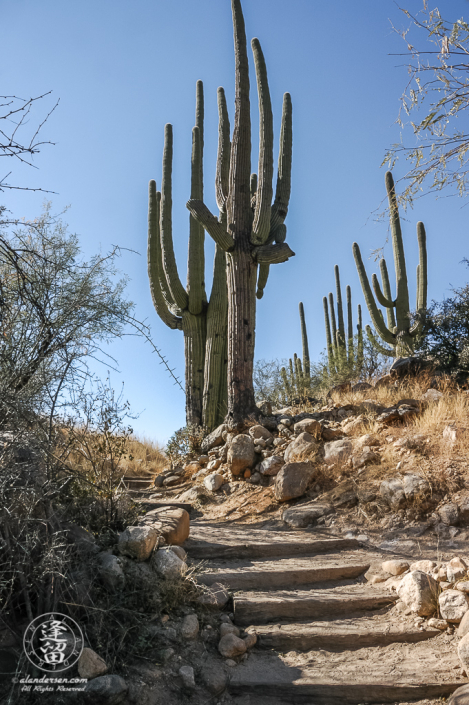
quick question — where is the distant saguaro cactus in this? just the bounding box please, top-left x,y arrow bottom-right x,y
186,0 -> 294,425
148,82 -> 228,430
323,265 -> 363,375
353,171 -> 428,358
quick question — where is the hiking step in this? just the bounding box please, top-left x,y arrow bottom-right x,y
185,523 -> 360,559
229,638 -> 464,704
234,584 -> 397,625
197,555 -> 372,591
244,615 -> 441,651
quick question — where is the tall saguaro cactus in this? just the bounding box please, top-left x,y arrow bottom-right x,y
323,265 -> 363,376
353,171 -> 428,358
148,82 -> 228,429
186,0 -> 294,425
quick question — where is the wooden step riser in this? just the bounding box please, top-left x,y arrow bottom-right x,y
234,595 -> 396,626
186,538 -> 361,560
198,564 -> 370,591
229,682 -> 461,704
254,627 -> 440,651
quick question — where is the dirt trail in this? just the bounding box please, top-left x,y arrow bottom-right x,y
186,520 -> 465,705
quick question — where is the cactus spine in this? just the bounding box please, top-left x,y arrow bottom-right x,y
148,82 -> 228,430
353,171 -> 428,358
323,265 -> 363,376
186,0 -> 294,424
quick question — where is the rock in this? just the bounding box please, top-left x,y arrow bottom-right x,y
376,409 -> 400,425
151,547 -> 185,580
198,454 -> 209,465
274,461 -> 316,502
220,623 -> 240,637
228,434 -> 255,475
447,557 -> 468,583
284,432 -> 317,463
352,382 -> 372,392
321,426 -> 343,441
374,374 -> 393,388
225,659 -> 237,667
459,610 -> 469,638
198,582 -> 229,609
117,526 -> 158,562
248,425 -> 273,441
249,472 -> 262,484
397,570 -> 438,616
342,416 -> 366,434
409,560 -> 436,574
142,507 -> 190,546
178,665 -> 196,690
355,434 -> 380,448
78,648 -> 108,680
389,356 -> 432,378
178,486 -> 205,503
201,424 -> 228,452
324,439 -> 353,464
422,388 -> 444,403
163,475 -> 182,487
352,450 -> 380,470
282,502 -> 333,528
258,455 -> 284,476
457,582 -> 469,593
243,633 -> 257,649
379,478 -> 405,509
218,633 -> 247,658
458,634 -> 469,674
201,662 -> 228,695
439,503 -> 459,526
204,472 -> 224,492
449,684 -> 469,705
180,614 -> 199,640
327,480 -> 358,508
83,674 -> 128,704
439,589 -> 469,622
293,418 -> 322,436
427,618 -> 447,630
184,461 -> 200,473
170,545 -> 187,561
382,560 -> 409,576
459,498 -> 469,525
96,553 -> 125,592
207,458 -> 222,470
403,473 -> 429,500
154,475 -> 164,487
443,425 -> 461,443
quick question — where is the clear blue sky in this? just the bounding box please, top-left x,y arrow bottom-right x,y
3,0 -> 469,443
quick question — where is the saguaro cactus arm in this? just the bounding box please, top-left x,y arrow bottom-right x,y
371,270 -> 394,309
216,87 -> 231,212
334,265 -> 345,348
366,325 -> 394,357
251,38 -> 273,246
416,221 -> 427,313
271,93 -> 293,231
379,258 -> 396,330
323,296 -> 335,372
160,125 -> 190,312
386,171 -> 410,330
148,181 -> 182,330
352,242 -> 396,347
187,125 -> 206,315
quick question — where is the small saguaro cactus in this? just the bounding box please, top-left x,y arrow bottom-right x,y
280,303 -> 312,402
148,81 -> 228,430
323,265 -> 363,376
353,171 -> 428,358
186,0 -> 294,425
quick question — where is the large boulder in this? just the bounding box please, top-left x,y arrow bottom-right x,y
293,418 -> 322,437
458,635 -> 469,676
274,461 -> 316,502
402,473 -> 429,500
258,455 -> 284,476
397,570 -> 438,616
389,356 -> 432,378
117,526 -> 158,561
448,684 -> 469,705
439,503 -> 460,526
151,547 -> 185,580
201,424 -> 228,452
142,507 -> 190,545
228,434 -> 255,475
248,425 -> 273,441
284,432 -> 317,463
447,557 -> 468,583
439,589 -> 469,623
324,439 -> 353,464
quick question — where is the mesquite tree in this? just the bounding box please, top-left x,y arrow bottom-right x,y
187,0 -> 294,425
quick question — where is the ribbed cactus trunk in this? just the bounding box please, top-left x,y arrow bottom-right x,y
187,0 -> 294,426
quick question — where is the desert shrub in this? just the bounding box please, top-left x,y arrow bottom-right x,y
166,425 -> 206,466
